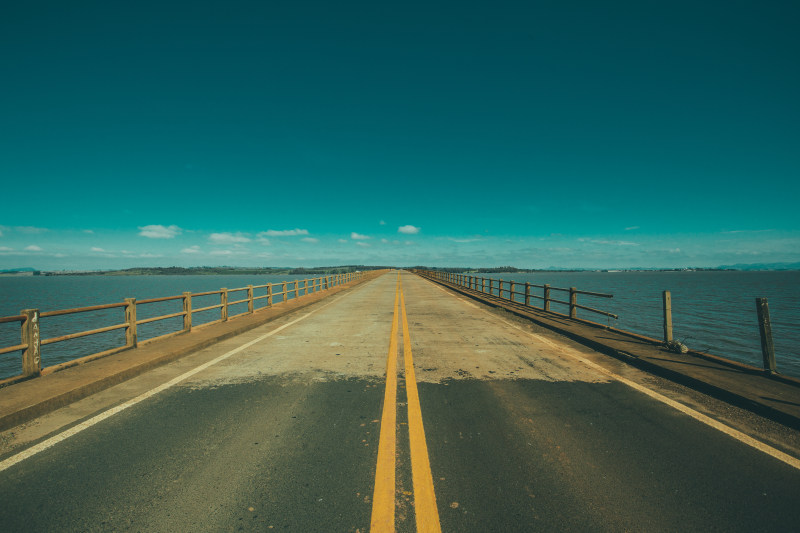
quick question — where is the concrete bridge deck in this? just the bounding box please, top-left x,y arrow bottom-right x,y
1,271 -> 799,531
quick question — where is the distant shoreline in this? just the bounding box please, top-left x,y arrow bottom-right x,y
2,264 -> 798,276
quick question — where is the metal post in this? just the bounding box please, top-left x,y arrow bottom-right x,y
183,292 -> 192,331
756,298 -> 777,373
662,290 -> 673,343
569,287 -> 577,318
544,284 -> 551,312
21,309 -> 41,376
125,298 -> 138,348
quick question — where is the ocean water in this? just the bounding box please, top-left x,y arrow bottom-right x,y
0,274 -> 329,380
469,270 -> 800,378
1,271 -> 798,380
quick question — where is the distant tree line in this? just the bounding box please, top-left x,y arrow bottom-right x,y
410,266 -> 536,273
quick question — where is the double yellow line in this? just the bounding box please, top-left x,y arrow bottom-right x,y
371,274 -> 442,533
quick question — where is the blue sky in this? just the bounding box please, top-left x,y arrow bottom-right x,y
2,1 -> 798,270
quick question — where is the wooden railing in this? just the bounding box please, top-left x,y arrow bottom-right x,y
0,272 -> 362,383
413,270 -> 617,321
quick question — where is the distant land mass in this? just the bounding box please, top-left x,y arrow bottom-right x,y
716,262 -> 800,271
33,265 -> 393,276
1,262 -> 799,276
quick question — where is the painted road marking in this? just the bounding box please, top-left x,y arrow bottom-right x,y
370,275 -> 400,532
0,297 -> 343,473
371,274 -> 443,532
401,290 -> 442,533
437,283 -> 800,471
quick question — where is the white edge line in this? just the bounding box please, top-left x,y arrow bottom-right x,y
1,297 -> 339,473
429,277 -> 800,471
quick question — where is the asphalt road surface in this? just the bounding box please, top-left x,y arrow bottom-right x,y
1,271 -> 799,532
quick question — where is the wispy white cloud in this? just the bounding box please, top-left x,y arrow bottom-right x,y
356,242 -> 370,247
90,247 -> 105,252
338,239 -> 348,243
398,225 -> 420,235
24,245 -> 43,252
83,229 -> 94,234
260,229 -> 309,237
181,246 -> 201,254
379,220 -> 386,225
351,232 -> 370,240
16,226 -> 48,234
625,226 -> 640,231
578,238 -> 639,246
209,232 -> 250,244
301,237 -> 319,243
0,246 -> 12,252
138,224 -> 182,239
210,249 -> 248,256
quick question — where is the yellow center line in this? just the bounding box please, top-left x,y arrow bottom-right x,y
401,289 -> 442,533
370,274 -> 400,532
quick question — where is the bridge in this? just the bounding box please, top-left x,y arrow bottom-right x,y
1,270 -> 799,531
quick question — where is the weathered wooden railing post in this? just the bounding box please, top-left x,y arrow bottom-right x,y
525,283 -> 531,306
756,298 -> 777,373
510,281 -> 515,303
325,276 -> 329,290
247,285 -> 255,313
125,298 -> 138,348
481,277 -> 485,293
569,287 -> 577,318
662,290 -> 673,343
221,289 -> 229,321
183,292 -> 192,331
282,282 -> 288,302
498,279 -> 503,299
294,280 -> 299,299
267,284 -> 273,307
544,284 -> 551,312
21,309 -> 41,377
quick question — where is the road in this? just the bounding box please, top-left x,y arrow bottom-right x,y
1,271 -> 799,531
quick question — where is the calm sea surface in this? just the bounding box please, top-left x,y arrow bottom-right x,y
0,274 -> 317,379
1,271 -> 798,380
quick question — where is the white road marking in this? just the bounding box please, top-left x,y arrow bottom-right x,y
436,278 -> 800,471
0,300 -> 337,473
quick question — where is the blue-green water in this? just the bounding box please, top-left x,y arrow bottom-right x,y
0,274 -> 325,379
468,270 -> 800,378
1,271 -> 798,380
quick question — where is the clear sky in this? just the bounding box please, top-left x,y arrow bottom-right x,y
2,1 -> 798,270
